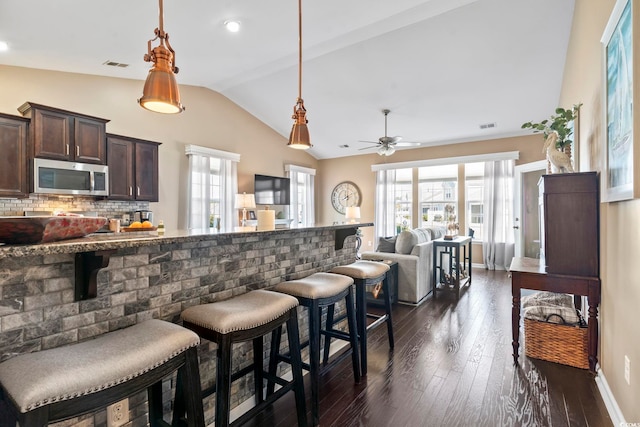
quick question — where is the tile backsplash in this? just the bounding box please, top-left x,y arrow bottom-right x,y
0,194 -> 148,219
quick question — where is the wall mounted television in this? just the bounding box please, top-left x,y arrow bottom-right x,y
254,174 -> 291,205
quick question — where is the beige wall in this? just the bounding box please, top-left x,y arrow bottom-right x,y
0,65 -> 317,230
560,0 -> 640,421
318,134 -> 545,254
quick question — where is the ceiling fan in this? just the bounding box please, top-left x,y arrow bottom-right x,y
359,109 -> 422,156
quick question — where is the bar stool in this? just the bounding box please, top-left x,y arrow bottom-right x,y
269,272 -> 360,426
181,289 -> 307,427
0,319 -> 205,427
329,260 -> 394,375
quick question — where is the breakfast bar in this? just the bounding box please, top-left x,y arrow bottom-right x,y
0,223 -> 369,425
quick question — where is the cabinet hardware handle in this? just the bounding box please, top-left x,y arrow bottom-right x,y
129,186 -> 133,196
137,186 -> 140,196
76,146 -> 79,157
66,144 -> 69,155
513,226 -> 520,229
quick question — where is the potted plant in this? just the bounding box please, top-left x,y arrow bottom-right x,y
521,103 -> 582,150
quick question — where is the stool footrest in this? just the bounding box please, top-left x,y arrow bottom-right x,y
232,382 -> 294,427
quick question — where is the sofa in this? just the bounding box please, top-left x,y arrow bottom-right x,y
361,227 -> 445,305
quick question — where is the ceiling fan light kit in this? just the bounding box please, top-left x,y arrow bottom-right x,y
288,0 -> 312,149
359,109 -> 421,156
138,0 -> 184,114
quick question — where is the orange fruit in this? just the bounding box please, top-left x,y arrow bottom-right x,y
130,221 -> 143,228
141,221 -> 153,228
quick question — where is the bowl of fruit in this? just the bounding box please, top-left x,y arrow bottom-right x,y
121,220 -> 157,232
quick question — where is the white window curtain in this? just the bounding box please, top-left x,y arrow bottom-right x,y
374,169 -> 398,242
482,159 -> 515,270
185,145 -> 239,232
285,164 -> 315,227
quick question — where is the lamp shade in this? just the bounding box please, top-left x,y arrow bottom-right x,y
235,193 -> 256,209
139,45 -> 184,114
345,206 -> 361,223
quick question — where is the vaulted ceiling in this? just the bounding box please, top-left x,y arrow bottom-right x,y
0,0 -> 575,159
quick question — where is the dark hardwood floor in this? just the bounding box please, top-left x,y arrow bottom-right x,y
245,268 -> 612,427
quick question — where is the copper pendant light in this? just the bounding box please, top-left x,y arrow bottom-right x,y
138,0 -> 184,114
288,0 -> 312,149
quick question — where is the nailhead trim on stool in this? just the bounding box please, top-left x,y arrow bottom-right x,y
269,272 -> 360,427
0,319 -> 205,427
181,289 -> 307,427
330,260 -> 394,376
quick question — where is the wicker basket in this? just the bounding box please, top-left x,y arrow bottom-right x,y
524,318 -> 589,369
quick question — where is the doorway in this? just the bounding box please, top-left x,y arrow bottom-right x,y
514,161 -> 546,258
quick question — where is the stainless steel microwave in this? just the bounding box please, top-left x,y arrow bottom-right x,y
33,158 -> 109,196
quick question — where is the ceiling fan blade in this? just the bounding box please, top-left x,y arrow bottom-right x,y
358,140 -> 382,144
390,136 -> 403,143
358,146 -> 378,150
394,141 -> 423,147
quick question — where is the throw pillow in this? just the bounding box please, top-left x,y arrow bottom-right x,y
395,230 -> 416,254
376,236 -> 397,253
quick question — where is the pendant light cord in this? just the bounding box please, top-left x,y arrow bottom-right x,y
158,0 -> 164,34
298,0 -> 302,100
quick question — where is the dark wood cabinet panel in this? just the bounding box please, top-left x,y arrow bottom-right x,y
135,141 -> 159,202
540,172 -> 599,277
107,134 -> 160,202
106,136 -> 135,200
75,116 -> 106,164
18,102 -> 108,164
0,114 -> 29,198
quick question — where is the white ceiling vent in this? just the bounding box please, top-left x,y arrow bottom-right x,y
479,122 -> 497,130
339,144 -> 350,148
103,60 -> 129,68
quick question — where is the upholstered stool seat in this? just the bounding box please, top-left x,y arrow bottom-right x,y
330,260 -> 394,375
0,319 -> 205,427
269,272 -> 360,426
181,289 -> 307,427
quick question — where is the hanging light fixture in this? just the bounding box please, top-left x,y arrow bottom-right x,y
138,0 -> 184,114
288,0 -> 312,149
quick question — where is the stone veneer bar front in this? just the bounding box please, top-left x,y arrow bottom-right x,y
0,223 -> 369,426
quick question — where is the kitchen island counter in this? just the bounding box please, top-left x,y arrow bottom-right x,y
0,222 -> 370,426
0,222 -> 371,259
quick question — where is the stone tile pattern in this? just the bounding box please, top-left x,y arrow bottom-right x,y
0,228 -> 357,426
0,193 -> 147,218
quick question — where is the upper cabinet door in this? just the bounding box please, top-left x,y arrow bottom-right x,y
32,108 -> 71,161
0,114 -> 29,198
107,136 -> 135,200
75,116 -> 106,164
135,141 -> 159,202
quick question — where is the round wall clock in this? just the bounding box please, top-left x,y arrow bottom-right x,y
331,181 -> 361,214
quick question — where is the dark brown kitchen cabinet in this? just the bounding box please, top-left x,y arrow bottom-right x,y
539,172 -> 599,277
18,102 -> 109,164
0,113 -> 29,198
107,134 -> 160,201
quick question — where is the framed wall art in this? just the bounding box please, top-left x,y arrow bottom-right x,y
601,0 -> 637,202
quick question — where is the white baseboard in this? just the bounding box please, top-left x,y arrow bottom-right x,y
595,368 -> 626,425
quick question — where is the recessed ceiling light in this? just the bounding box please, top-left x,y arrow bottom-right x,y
0,41 -> 9,52
224,20 -> 241,33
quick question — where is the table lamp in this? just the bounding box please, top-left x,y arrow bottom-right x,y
345,206 -> 361,224
235,193 -> 256,226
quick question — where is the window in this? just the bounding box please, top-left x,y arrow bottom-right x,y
465,162 -> 484,240
185,145 -> 239,231
371,151 -> 518,244
374,168 -> 412,238
418,164 -> 458,229
286,164 -> 315,227
394,169 -> 413,233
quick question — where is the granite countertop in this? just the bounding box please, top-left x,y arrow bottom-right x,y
0,222 -> 372,258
